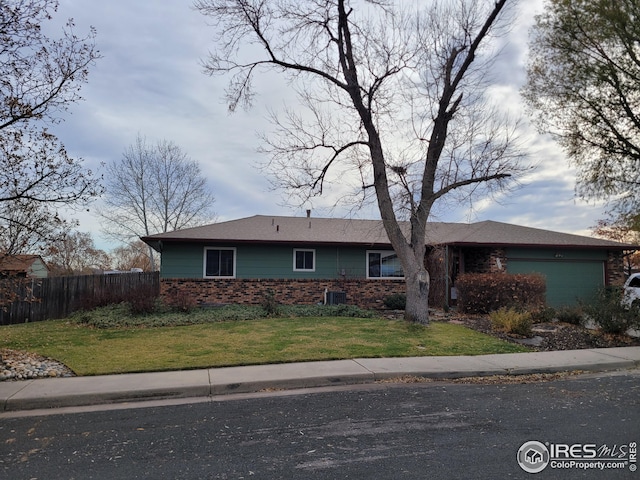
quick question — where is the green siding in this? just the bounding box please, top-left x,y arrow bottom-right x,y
507,248 -> 607,262
506,248 -> 605,308
159,243 -> 369,279
160,243 -> 206,278
236,245 -> 366,279
29,259 -> 49,278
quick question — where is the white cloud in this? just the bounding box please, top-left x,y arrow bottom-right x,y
46,0 -> 608,251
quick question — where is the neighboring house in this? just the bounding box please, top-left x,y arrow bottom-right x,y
0,255 -> 50,279
141,214 -> 637,309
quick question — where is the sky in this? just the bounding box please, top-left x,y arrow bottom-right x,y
44,0 -> 608,252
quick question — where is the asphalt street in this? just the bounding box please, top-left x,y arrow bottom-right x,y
1,370 -> 638,479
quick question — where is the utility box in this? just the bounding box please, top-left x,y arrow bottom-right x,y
326,291 -> 347,305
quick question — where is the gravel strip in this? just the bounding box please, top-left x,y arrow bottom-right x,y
376,371 -> 585,385
0,349 -> 75,381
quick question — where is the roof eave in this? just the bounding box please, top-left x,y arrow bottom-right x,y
141,236 -> 637,251
448,241 -> 638,250
141,237 -> 394,249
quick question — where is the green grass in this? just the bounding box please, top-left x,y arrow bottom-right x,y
0,308 -> 529,376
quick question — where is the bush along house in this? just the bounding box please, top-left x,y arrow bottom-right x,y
141,213 -> 637,310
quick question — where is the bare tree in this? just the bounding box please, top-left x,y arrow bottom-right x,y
196,0 -> 527,324
43,231 -> 111,275
0,0 -> 102,257
110,240 -> 154,272
0,199 -> 67,259
100,135 -> 216,270
1,0 -> 99,129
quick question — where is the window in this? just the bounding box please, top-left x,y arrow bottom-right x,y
294,249 -> 315,271
367,250 -> 404,279
204,248 -> 236,278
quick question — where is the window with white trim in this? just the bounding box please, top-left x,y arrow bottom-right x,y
204,247 -> 236,278
293,249 -> 315,271
367,250 -> 404,279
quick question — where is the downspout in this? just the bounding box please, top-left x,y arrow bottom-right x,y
444,245 -> 449,310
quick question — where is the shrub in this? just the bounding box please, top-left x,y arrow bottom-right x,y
121,283 -> 160,316
456,272 -> 546,314
78,282 -> 161,313
78,289 -> 123,311
555,306 -> 583,325
582,286 -> 640,335
489,307 -> 532,336
71,303 -> 133,328
529,307 -> 556,324
261,289 -> 281,317
163,292 -> 198,314
383,293 -> 406,310
127,292 -> 158,315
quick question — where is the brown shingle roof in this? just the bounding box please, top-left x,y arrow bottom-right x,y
0,255 -> 47,273
428,220 -> 633,248
144,215 -> 390,246
141,215 -> 636,250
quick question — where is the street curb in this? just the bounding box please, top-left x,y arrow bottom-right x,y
208,359 -> 375,396
1,347 -> 639,412
2,369 -> 212,412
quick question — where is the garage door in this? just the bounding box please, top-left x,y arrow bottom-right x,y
507,260 -> 605,308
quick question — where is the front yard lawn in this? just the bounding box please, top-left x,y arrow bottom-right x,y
0,307 -> 529,376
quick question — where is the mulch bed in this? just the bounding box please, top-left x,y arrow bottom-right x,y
436,311 -> 640,351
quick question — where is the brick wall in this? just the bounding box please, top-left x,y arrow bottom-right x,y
463,247 -> 507,273
160,278 -> 406,310
606,251 -> 626,286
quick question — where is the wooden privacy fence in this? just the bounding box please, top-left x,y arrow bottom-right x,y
0,272 -> 160,325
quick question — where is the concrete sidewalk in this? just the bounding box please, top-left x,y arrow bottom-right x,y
1,347 -> 639,412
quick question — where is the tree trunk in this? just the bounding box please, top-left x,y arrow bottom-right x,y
404,265 -> 430,325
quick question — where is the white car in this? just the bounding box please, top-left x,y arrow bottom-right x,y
622,273 -> 640,307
